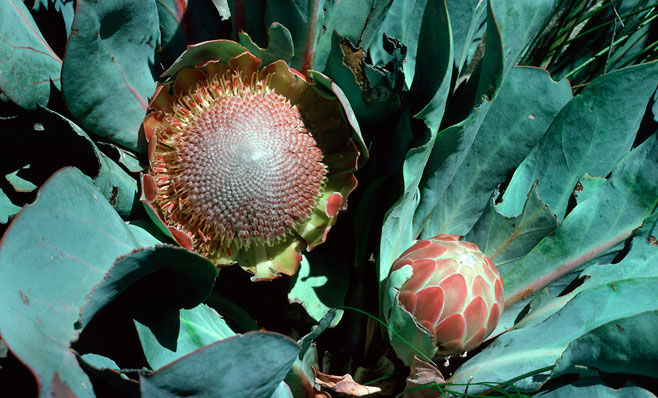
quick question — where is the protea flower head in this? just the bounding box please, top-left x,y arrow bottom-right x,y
141,40 -> 366,281
382,234 -> 504,365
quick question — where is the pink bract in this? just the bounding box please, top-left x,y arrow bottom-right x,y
140,40 -> 366,281
390,234 -> 504,358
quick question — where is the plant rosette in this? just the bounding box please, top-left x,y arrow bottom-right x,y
382,234 -> 504,365
141,40 -> 366,281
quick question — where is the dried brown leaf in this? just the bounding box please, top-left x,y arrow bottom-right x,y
314,367 -> 381,397
404,356 -> 446,398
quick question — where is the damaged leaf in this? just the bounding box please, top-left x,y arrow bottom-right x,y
314,368 -> 381,396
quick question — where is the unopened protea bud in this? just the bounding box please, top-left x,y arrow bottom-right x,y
383,234 -> 504,365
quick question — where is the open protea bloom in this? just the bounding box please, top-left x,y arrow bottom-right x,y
382,234 -> 504,365
141,40 -> 366,280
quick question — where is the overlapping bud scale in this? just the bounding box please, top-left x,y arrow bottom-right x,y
385,234 -> 504,362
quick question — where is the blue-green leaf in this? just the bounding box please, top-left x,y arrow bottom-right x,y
140,332 -> 300,398
0,0 -> 62,109
412,0 -> 453,125
465,183 -> 558,271
574,173 -> 607,205
0,107 -> 138,217
552,310 -> 658,379
536,376 -> 656,398
0,168 -> 140,398
136,303 -> 235,370
368,0 -> 429,87
289,254 -> 345,325
0,188 -> 21,224
378,0 -> 453,282
419,67 -> 571,236
37,106 -> 139,216
79,245 -> 217,328
447,0 -> 484,73
499,62 -> 658,219
239,23 -> 294,65
449,277 -> 658,393
61,0 -> 159,152
156,0 -> 227,68
502,132 -> 658,307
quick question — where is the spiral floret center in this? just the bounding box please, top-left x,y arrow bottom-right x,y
152,72 -> 327,251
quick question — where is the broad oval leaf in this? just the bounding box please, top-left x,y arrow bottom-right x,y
77,353 -> 138,394
0,0 -> 62,109
499,61 -> 658,219
0,107 -> 138,217
262,0 -> 392,73
368,0 -> 430,88
412,0 -> 453,125
449,277 -> 658,393
413,0 -> 555,239
314,0 -> 393,72
509,211 -> 658,332
447,0 -> 484,74
0,167 -> 140,397
39,107 -> 139,216
61,0 -> 159,151
79,245 -> 218,328
377,0 -> 452,282
0,189 -> 21,224
536,376 -> 656,398
140,331 -> 300,398
135,303 -> 235,370
421,66 -> 571,236
552,310 -> 658,379
465,182 -> 558,273
288,254 -> 346,326
502,132 -> 658,307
